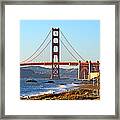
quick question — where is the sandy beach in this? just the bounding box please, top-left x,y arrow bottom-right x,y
20,83 -> 100,100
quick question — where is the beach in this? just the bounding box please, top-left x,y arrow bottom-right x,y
20,83 -> 100,100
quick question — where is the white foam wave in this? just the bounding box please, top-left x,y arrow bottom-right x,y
59,83 -> 79,88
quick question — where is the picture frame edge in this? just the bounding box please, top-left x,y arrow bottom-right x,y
0,0 -> 119,119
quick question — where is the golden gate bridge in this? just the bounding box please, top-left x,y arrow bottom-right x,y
20,28 -> 100,80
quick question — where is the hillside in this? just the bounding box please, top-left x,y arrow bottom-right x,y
20,66 -> 78,78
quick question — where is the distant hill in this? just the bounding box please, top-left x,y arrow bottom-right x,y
20,66 -> 78,78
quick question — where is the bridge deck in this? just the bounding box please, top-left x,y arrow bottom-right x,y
20,62 -> 99,66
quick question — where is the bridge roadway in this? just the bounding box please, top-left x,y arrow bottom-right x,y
20,62 -> 98,66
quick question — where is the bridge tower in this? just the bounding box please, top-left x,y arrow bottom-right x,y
51,28 -> 60,79
78,61 -> 89,80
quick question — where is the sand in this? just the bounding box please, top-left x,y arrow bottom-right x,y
20,83 -> 100,100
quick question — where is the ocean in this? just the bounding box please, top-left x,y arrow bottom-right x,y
20,78 -> 84,97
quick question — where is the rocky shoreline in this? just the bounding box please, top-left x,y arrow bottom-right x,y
20,83 -> 100,100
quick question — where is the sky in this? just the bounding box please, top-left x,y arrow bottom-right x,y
20,20 -> 100,62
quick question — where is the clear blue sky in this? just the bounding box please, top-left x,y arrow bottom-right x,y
20,20 -> 100,62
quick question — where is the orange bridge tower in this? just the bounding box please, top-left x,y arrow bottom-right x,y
51,28 -> 60,79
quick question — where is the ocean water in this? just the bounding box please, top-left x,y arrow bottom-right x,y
20,78 -> 84,97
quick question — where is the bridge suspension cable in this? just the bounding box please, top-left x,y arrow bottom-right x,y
21,30 -> 51,63
60,40 -> 78,61
60,30 -> 85,61
27,40 -> 51,62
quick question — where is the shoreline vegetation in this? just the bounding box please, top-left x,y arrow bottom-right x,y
20,82 -> 100,100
